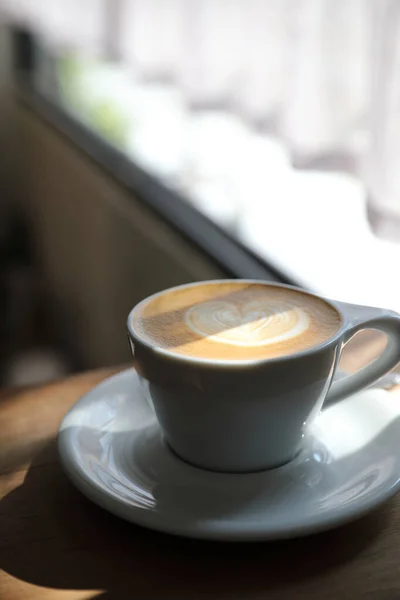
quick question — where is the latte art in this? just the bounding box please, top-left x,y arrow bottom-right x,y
132,281 -> 342,361
186,300 -> 310,347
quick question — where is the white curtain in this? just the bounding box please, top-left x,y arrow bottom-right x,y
238,0 -> 288,123
119,0 -> 185,80
1,0 -> 108,54
179,0 -> 246,106
282,0 -> 370,160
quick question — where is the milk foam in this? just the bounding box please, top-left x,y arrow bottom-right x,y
185,300 -> 310,347
132,282 -> 342,361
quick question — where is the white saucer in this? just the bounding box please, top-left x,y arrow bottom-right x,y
58,369 -> 400,541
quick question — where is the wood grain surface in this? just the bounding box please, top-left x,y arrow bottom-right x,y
1,333 -> 400,600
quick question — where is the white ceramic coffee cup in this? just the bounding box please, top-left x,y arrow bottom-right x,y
127,281 -> 400,473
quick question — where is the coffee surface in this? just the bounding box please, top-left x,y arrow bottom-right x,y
132,282 -> 341,361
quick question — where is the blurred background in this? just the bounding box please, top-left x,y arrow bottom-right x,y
0,0 -> 399,386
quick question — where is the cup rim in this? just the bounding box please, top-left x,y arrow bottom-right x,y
127,280 -> 345,368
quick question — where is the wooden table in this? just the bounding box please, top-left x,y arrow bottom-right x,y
1,333 -> 400,600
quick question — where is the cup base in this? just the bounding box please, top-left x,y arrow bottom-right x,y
165,438 -> 300,474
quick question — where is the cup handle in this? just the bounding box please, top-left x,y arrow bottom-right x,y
325,301 -> 400,405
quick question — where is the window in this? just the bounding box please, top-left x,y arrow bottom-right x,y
5,0 -> 400,310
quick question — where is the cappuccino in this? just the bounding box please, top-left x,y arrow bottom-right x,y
132,281 -> 341,361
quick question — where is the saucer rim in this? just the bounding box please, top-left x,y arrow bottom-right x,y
58,368 -> 400,542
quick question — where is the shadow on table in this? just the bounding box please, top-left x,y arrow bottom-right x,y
0,435 -> 395,600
